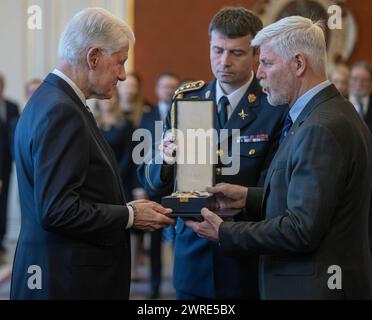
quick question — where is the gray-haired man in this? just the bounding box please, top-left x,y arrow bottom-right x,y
11,7 -> 174,300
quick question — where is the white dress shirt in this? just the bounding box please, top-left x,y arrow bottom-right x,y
349,95 -> 370,117
215,71 -> 254,119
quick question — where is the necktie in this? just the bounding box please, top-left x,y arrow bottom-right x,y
279,113 -> 293,144
356,99 -> 364,118
218,96 -> 229,128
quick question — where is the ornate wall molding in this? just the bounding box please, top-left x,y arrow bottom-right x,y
255,0 -> 357,66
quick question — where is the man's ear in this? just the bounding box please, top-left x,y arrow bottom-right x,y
86,48 -> 101,70
294,53 -> 306,77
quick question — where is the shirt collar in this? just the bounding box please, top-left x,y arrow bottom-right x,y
52,69 -> 86,106
289,80 -> 331,123
158,101 -> 169,121
349,94 -> 370,115
216,71 -> 254,110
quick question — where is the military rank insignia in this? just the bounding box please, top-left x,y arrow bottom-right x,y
236,134 -> 269,143
248,94 -> 256,103
238,109 -> 248,120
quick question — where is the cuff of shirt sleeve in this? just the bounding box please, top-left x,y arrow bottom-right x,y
126,205 -> 134,229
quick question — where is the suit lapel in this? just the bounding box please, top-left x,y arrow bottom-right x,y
261,84 -> 340,212
44,73 -> 126,202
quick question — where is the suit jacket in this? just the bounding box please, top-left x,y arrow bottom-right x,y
11,73 -> 131,300
220,85 -> 372,299
364,95 -> 372,132
138,77 -> 288,298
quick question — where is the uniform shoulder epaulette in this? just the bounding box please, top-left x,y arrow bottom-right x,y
173,80 -> 206,98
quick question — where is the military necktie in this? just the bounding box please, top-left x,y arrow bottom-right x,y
279,112 -> 293,144
218,96 -> 229,128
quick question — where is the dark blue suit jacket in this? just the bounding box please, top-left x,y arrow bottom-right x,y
11,73 -> 131,299
138,77 -> 288,298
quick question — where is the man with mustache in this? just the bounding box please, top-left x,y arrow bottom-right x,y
138,7 -> 287,299
186,16 -> 372,299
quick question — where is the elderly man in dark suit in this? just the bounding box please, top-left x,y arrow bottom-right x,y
0,73 -> 19,255
186,16 -> 372,299
11,7 -> 174,300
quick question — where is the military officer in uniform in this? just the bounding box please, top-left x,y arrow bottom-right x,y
137,7 -> 287,299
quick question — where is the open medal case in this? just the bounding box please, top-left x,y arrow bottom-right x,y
161,99 -> 239,218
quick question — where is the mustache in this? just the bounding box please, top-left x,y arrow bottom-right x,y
259,80 -> 268,88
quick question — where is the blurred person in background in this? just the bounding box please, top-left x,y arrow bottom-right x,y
349,61 -> 372,132
138,72 -> 180,299
0,73 -> 19,258
329,64 -> 349,97
96,87 -> 134,203
117,72 -> 147,128
117,72 -> 150,283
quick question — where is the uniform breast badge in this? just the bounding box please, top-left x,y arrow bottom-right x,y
238,109 -> 248,120
248,94 -> 256,103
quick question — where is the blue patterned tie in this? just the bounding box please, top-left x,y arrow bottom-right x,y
218,96 -> 229,128
356,99 -> 364,118
279,113 -> 293,144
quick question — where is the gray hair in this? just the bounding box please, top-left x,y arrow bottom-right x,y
251,16 -> 327,75
58,7 -> 135,65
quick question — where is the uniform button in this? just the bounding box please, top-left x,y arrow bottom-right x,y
216,149 -> 223,157
216,167 -> 222,175
249,149 -> 256,156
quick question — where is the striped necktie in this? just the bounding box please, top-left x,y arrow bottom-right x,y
279,113 -> 293,144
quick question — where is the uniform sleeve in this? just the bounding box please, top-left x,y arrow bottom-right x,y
33,103 -> 129,245
137,105 -> 174,197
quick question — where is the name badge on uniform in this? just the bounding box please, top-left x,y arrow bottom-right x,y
236,134 -> 269,143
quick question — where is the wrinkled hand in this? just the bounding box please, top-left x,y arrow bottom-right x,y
131,200 -> 175,231
184,208 -> 223,242
207,183 -> 247,209
159,131 -> 177,165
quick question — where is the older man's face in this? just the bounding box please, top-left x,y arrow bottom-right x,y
349,66 -> 372,98
89,47 -> 128,99
256,42 -> 296,106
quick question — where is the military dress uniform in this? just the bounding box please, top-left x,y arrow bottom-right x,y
137,77 -> 287,299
